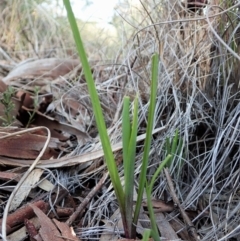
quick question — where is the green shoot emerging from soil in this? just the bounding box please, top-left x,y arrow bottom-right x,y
63,0 -> 177,239
0,86 -> 16,126
26,86 -> 40,127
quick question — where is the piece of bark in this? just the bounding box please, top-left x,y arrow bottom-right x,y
4,217 -> 40,241
0,171 -> 21,181
55,207 -> 74,218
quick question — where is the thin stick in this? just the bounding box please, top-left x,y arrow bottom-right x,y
164,168 -> 199,241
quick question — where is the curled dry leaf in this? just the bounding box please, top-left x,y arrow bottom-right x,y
31,111 -> 91,145
16,90 -> 34,110
2,58 -> 80,85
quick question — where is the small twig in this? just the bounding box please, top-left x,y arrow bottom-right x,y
66,171 -> 109,226
164,168 -> 199,241
139,0 -> 161,54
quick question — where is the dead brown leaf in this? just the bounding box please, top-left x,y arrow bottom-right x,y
0,131 -> 61,159
29,203 -> 64,241
2,58 -> 80,85
0,126 -> 167,168
16,90 -> 33,109
31,111 -> 91,145
29,203 -> 81,241
53,219 -> 80,241
0,171 -> 20,181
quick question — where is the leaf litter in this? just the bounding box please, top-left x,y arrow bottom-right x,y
0,1 -> 240,241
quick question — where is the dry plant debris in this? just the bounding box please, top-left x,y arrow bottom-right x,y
0,0 -> 240,241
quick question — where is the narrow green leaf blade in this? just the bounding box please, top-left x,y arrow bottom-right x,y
171,129 -> 179,156
124,97 -> 139,238
63,0 -> 127,232
146,186 -> 161,241
122,97 -> 131,176
142,229 -> 151,241
133,53 -> 159,230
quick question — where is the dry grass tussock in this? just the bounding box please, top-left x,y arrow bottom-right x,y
0,0 -> 240,240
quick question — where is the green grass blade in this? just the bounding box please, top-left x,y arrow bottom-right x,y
145,154 -> 172,241
164,137 -> 171,167
142,229 -> 151,241
166,137 -> 171,155
133,53 -> 159,230
146,186 -> 160,241
122,97 -> 131,175
149,154 -> 172,192
124,97 -> 138,238
166,129 -> 179,168
63,0 -> 126,230
171,129 -> 179,157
